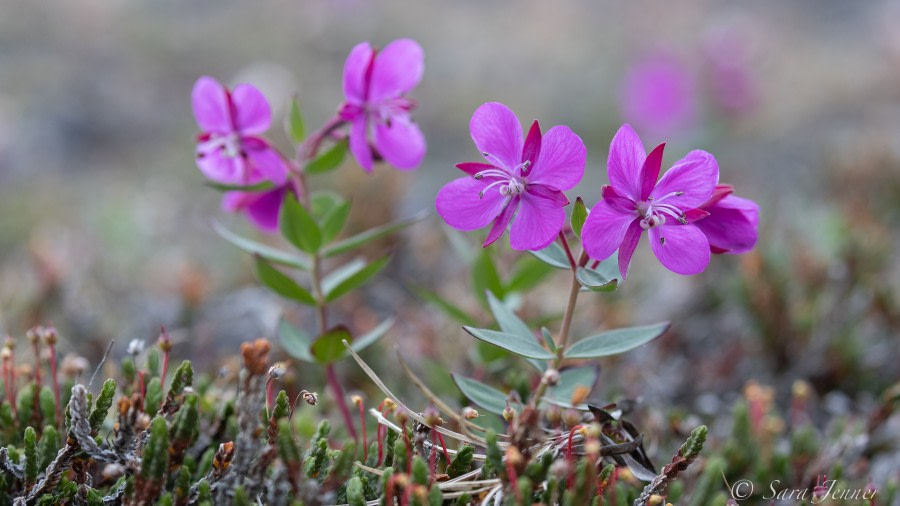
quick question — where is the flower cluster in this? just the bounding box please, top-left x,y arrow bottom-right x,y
191,39 -> 426,232
437,113 -> 758,276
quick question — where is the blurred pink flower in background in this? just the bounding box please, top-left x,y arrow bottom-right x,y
619,51 -> 696,139
339,39 -> 426,172
221,180 -> 300,234
192,76 -> 288,185
435,102 -> 586,251
701,26 -> 760,116
581,124 -> 718,277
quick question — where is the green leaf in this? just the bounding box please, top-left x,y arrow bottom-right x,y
254,256 -> 317,306
593,255 -> 621,284
451,375 -> 508,415
472,250 -> 503,303
571,197 -> 588,238
505,255 -> 556,293
280,193 -> 322,253
204,180 -> 276,192
323,256 -> 390,302
287,97 -> 305,144
309,191 -> 344,221
322,210 -> 428,257
212,220 -> 310,270
305,139 -> 348,175
411,286 -> 477,326
320,200 -> 351,244
311,326 -> 352,364
486,292 -> 545,371
545,366 -> 598,405
576,267 -> 618,292
350,317 -> 395,353
529,242 -> 571,269
279,319 -> 314,362
541,327 -> 557,353
462,327 -> 554,360
564,322 -> 670,359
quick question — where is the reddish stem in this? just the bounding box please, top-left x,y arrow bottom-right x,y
298,116 -> 347,164
507,458 -> 523,503
48,343 -> 60,427
435,431 -> 451,467
429,431 -> 437,476
326,364 -> 358,440
358,400 -> 368,462
590,259 -> 600,270
138,371 -> 146,400
32,340 -> 41,388
266,377 -> 276,418
401,419 -> 412,474
558,232 -> 577,269
160,350 -> 170,393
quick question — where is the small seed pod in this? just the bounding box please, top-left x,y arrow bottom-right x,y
462,407 -> 479,420
541,368 -> 560,386
502,405 -> 517,422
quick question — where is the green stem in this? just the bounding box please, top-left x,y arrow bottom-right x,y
310,254 -> 358,440
530,246 -> 586,408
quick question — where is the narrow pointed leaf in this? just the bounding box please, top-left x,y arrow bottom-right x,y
462,327 -> 554,359
576,267 -> 618,292
451,375 -> 508,415
278,319 -> 314,362
322,210 -> 428,257
305,139 -> 348,175
212,220 -> 310,270
472,250 -> 503,303
486,292 -> 545,370
529,242 -> 571,269
564,322 -> 670,358
311,326 -> 353,364
280,193 -> 322,253
411,286 -> 478,326
254,256 -> 317,306
320,201 -> 352,243
310,191 -> 344,220
349,317 -> 395,353
287,98 -> 305,144
324,256 -> 390,302
205,180 -> 276,192
570,197 -> 588,238
541,327 -> 557,353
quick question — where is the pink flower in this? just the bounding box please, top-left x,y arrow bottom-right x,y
695,184 -> 759,254
581,124 -> 719,277
619,51 -> 696,139
339,39 -> 426,172
435,102 -> 586,251
192,76 -> 288,185
221,180 -> 300,234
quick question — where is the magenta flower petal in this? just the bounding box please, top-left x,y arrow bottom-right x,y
243,138 -> 288,185
695,194 -> 759,254
483,196 -> 520,247
197,149 -> 245,184
192,76 -> 231,133
526,184 -> 569,206
455,162 -> 496,176
648,223 -> 710,275
527,125 -> 586,191
469,102 -> 523,171
581,200 -> 636,262
521,120 -> 542,168
601,185 -> 635,213
369,39 -> 424,103
639,143 -> 665,200
343,42 -> 374,104
221,186 -> 286,233
374,115 -> 426,170
617,220 -> 643,279
231,84 -> 272,135
435,177 -> 507,231
349,116 -> 373,172
651,150 -> 718,209
509,191 -> 566,251
607,124 -> 646,201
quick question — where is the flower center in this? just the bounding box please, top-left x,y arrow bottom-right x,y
473,168 -> 527,199
636,191 -> 686,230
199,132 -> 243,159
368,98 -> 415,125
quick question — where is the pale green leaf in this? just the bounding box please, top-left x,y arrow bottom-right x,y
564,322 -> 670,359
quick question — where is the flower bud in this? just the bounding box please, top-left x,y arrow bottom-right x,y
423,406 -> 443,426
42,327 -> 57,346
502,405 -> 517,422
26,327 -> 42,345
562,409 -> 582,428
299,390 -> 318,406
545,405 -> 562,426
462,407 -> 479,420
541,368 -> 560,386
157,327 -> 173,353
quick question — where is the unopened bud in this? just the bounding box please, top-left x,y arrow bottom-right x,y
562,409 -> 582,428
395,410 -> 409,426
42,327 -> 58,346
26,327 -> 42,345
299,390 -> 318,406
351,395 -> 363,407
545,405 -> 562,425
61,354 -> 90,377
505,446 -> 524,466
157,327 -> 173,353
423,406 -> 443,426
127,339 -> 145,356
267,362 -> 286,380
502,405 -> 517,422
4,337 -> 14,350
541,368 -> 560,386
462,407 -> 479,420
0,347 -> 11,360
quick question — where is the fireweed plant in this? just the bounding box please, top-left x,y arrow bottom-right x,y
191,38 -> 760,504
0,38 -> 779,506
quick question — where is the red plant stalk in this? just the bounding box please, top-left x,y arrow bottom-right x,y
429,432 -> 436,476
266,377 -> 276,417
507,458 -> 522,504
434,431 -> 450,467
400,418 -> 412,474
31,339 -> 41,388
356,398 -> 368,462
326,364 -> 358,440
138,371 -> 146,400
